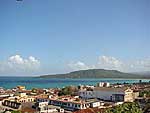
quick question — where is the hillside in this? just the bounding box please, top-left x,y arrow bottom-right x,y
39,69 -> 148,79
133,71 -> 150,76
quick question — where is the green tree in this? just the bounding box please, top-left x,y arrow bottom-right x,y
104,102 -> 142,113
58,86 -> 78,96
31,88 -> 37,93
139,90 -> 150,97
11,111 -> 21,113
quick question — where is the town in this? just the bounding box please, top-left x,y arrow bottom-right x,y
0,0 -> 149,113
0,80 -> 150,113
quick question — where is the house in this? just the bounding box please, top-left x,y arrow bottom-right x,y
48,96 -> 104,111
34,101 -> 64,113
133,91 -> 139,99
17,92 -> 27,97
39,105 -> 64,113
35,101 -> 49,108
18,96 -> 35,103
79,90 -> 95,99
17,86 -> 26,90
36,96 -> 50,103
2,100 -> 21,111
6,92 -> 35,103
97,82 -> 110,87
84,99 -> 104,108
79,87 -> 134,102
49,98 -> 86,111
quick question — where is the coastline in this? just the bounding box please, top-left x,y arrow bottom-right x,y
0,77 -> 150,90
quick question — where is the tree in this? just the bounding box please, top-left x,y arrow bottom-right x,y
31,88 -> 37,93
104,102 -> 142,113
58,86 -> 78,96
139,90 -> 150,97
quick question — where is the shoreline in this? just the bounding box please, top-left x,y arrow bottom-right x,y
1,76 -> 150,80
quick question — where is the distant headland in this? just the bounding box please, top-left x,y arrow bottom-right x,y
38,69 -> 150,79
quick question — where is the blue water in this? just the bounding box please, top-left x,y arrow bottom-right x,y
0,77 -> 150,89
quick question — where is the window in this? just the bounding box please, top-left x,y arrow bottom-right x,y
75,104 -> 77,108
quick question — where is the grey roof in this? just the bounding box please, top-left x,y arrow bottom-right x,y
94,87 -> 129,92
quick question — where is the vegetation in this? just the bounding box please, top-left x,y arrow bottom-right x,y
31,88 -> 37,93
139,90 -> 150,97
104,102 -> 142,113
143,103 -> 150,113
39,69 -> 144,79
11,111 -> 21,113
58,86 -> 78,96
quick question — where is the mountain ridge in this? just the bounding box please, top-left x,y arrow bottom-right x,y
38,69 -> 150,79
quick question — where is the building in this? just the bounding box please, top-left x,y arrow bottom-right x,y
49,98 -> 87,111
85,99 -> 104,108
0,94 -> 14,98
17,86 -> 26,90
18,96 -> 35,103
2,100 -> 21,111
6,92 -> 35,103
48,96 -> 104,111
17,92 -> 27,97
133,91 -> 139,99
79,87 -> 134,102
97,82 -> 110,87
35,101 -> 49,108
34,101 -> 64,113
36,95 -> 50,103
79,90 -> 95,99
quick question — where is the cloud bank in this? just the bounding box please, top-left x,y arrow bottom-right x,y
68,55 -> 150,72
1,54 -> 150,76
0,55 -> 40,75
68,61 -> 90,70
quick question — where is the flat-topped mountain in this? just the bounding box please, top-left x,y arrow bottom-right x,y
39,69 -> 148,79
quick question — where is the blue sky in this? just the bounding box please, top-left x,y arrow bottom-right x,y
0,0 -> 149,76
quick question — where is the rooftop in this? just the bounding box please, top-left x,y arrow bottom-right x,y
94,87 -> 130,92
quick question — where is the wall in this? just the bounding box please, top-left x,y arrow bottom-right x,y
79,91 -> 95,99
94,90 -> 124,101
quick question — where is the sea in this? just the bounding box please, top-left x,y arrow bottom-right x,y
0,77 -> 150,90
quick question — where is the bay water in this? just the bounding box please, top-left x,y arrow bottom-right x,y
0,77 -> 149,89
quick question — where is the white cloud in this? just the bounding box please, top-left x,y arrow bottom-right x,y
0,55 -> 40,75
128,58 -> 150,72
1,54 -> 150,75
9,55 -> 24,64
97,56 -> 122,70
68,61 -> 91,71
68,56 -> 150,72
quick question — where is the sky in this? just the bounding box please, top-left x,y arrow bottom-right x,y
0,0 -> 149,76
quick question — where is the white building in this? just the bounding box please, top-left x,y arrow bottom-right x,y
38,106 -> 64,113
16,92 -> 27,97
79,90 -> 95,99
35,101 -> 49,108
34,102 -> 64,113
90,101 -> 101,108
85,99 -> 104,108
97,82 -> 110,87
0,100 -> 2,106
79,87 -> 134,102
49,99 -> 87,110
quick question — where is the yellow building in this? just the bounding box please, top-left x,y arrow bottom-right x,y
18,97 -> 35,103
8,92 -> 35,103
17,86 -> 26,90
